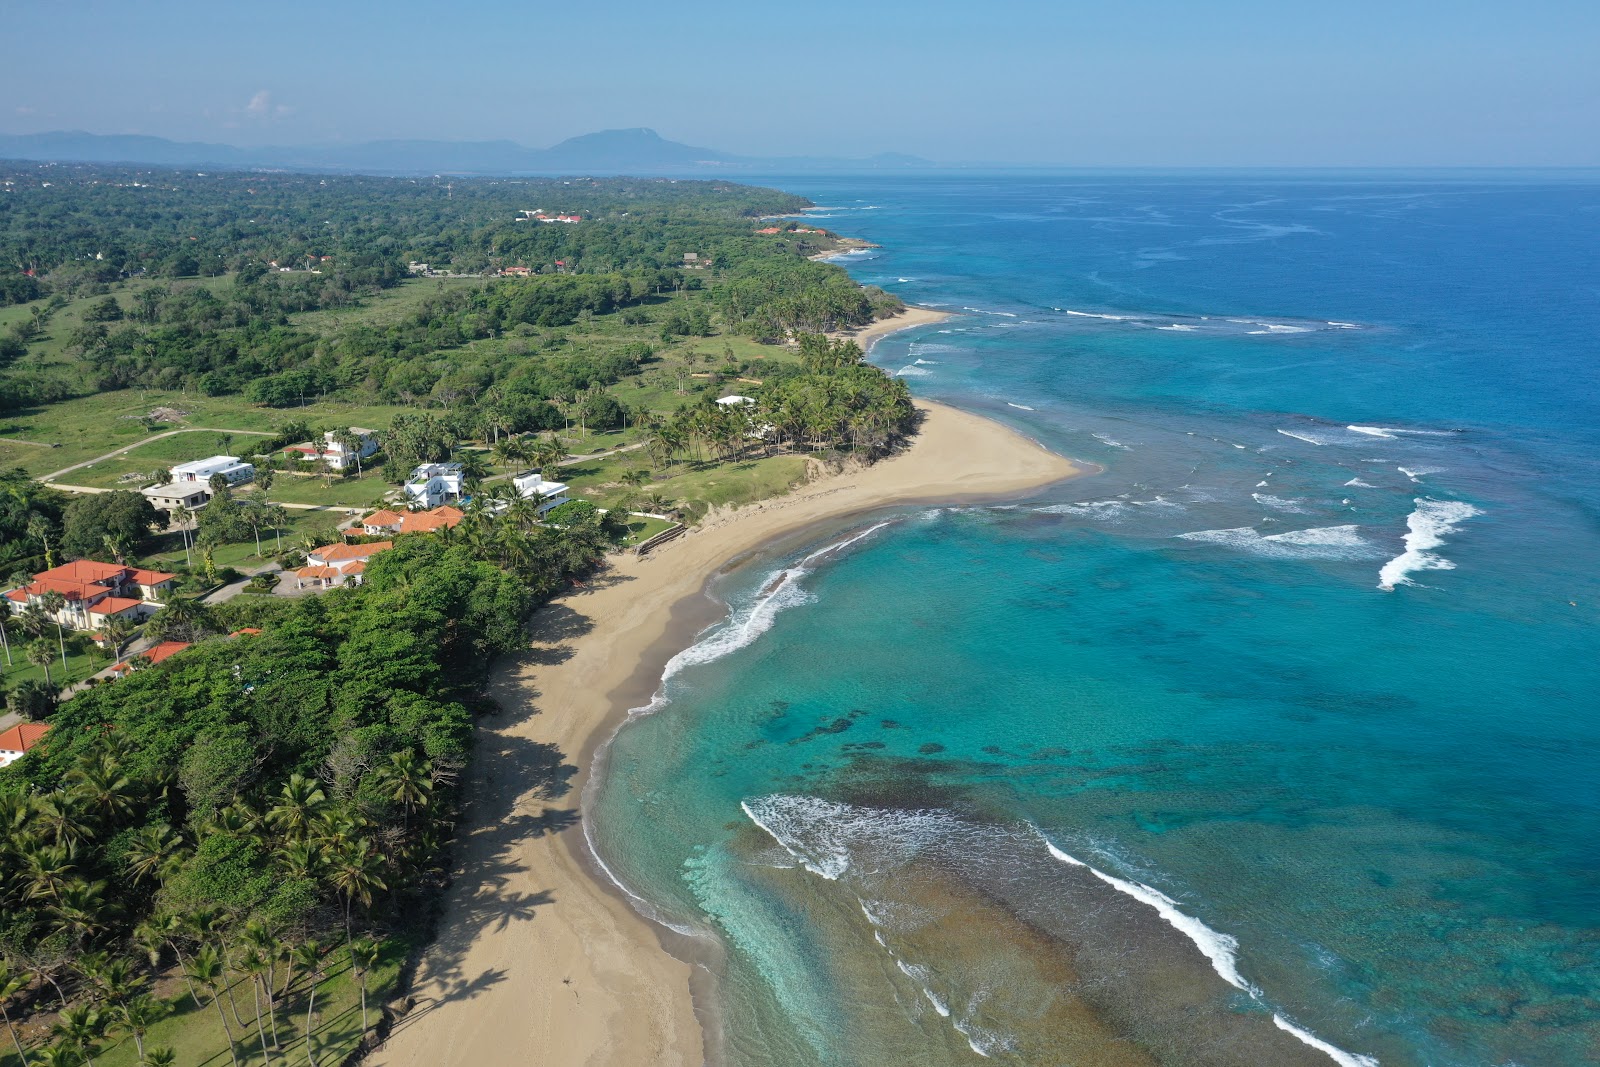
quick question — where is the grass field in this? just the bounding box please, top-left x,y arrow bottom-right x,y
0,940 -> 405,1067
0,629 -> 110,692
244,473 -> 395,509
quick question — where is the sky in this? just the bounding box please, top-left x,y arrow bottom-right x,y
5,0 -> 1599,166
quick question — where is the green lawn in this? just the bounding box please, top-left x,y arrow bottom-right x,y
138,510 -> 347,572
249,474 -> 394,509
58,431 -> 275,489
0,630 -> 112,693
0,940 -> 405,1067
619,515 -> 678,546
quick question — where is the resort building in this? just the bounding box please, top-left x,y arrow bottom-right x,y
295,541 -> 393,589
110,640 -> 191,677
511,471 -> 571,515
404,462 -> 465,508
4,560 -> 176,629
0,723 -> 50,768
358,505 -> 465,536
171,455 -> 255,487
281,428 -> 379,471
715,395 -> 755,407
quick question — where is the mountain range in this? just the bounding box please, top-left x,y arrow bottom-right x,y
0,127 -> 937,176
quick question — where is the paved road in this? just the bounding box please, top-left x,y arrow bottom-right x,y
39,426 -> 276,482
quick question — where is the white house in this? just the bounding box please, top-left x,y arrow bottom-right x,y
282,428 -> 379,471
142,482 -> 211,512
404,462 -> 464,508
295,541 -> 393,589
715,395 -> 756,407
0,723 -> 50,769
171,455 -> 254,487
511,471 -> 571,515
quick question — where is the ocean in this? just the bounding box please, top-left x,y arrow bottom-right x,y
588,174 -> 1600,1066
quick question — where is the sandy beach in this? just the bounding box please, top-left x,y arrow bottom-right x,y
370,397 -> 1079,1067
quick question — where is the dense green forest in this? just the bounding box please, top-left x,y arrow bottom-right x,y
0,163 -> 899,419
0,163 -> 924,1065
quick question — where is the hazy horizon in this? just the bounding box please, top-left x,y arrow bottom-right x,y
7,0 -> 1598,167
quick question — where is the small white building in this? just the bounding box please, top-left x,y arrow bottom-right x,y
404,462 -> 465,508
171,455 -> 254,486
715,395 -> 756,407
142,482 -> 211,512
283,428 -> 379,471
511,471 -> 572,515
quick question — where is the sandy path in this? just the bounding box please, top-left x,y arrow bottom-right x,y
371,399 -> 1080,1067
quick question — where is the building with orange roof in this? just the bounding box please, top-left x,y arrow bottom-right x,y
0,722 -> 50,768
110,640 -> 191,678
359,505 -> 465,536
296,540 -> 392,589
4,561 -> 176,630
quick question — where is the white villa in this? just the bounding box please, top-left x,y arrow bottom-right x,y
172,455 -> 254,486
511,471 -> 571,515
282,428 -> 379,471
715,395 -> 756,407
142,482 -> 211,513
5,560 -> 176,630
404,462 -> 465,508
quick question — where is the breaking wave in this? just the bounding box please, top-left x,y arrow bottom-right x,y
1177,525 -> 1381,561
1377,498 -> 1483,591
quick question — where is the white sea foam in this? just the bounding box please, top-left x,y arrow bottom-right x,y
1376,498 -> 1483,590
1348,424 -> 1455,439
1274,1015 -> 1381,1067
654,522 -> 891,688
1344,478 -> 1376,488
1157,323 -> 1198,331
1038,497 -> 1184,522
1043,836 -> 1379,1067
1092,432 -> 1131,450
895,365 -> 932,377
1043,840 -> 1254,992
1253,493 -> 1313,514
1177,525 -> 1379,561
912,358 -> 940,365
741,794 -> 955,882
1327,321 -> 1361,329
1007,402 -> 1035,410
1064,309 -> 1131,320
1277,429 -> 1330,445
1397,465 -> 1446,483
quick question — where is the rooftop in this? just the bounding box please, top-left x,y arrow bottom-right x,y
0,722 -> 50,755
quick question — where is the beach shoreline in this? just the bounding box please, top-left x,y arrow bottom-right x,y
371,389 -> 1080,1067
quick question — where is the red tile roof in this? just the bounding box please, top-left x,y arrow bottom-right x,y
0,722 -> 50,755
362,509 -> 405,528
112,640 -> 190,674
296,565 -> 339,580
39,560 -> 128,583
87,597 -> 143,616
310,541 -> 392,564
129,568 -> 176,586
230,628 -> 263,637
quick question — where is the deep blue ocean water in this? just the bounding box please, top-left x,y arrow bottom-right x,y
590,175 -> 1600,1066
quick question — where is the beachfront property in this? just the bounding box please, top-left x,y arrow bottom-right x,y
4,560 -> 176,630
404,462 -> 465,508
281,428 -> 379,471
359,505 -> 465,536
0,722 -> 50,768
109,639 -> 191,678
294,541 -> 393,589
511,470 -> 571,514
516,209 -> 581,223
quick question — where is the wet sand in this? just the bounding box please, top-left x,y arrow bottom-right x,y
369,399 -> 1080,1067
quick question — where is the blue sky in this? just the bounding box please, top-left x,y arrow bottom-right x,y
6,0 -> 1598,165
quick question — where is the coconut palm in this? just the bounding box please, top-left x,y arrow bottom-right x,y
327,838 -> 387,948
65,752 -> 134,825
123,823 -> 188,885
266,774 -> 327,841
0,959 -> 32,1067
290,941 -> 325,1067
26,640 -> 55,687
111,995 -> 161,1065
373,750 -> 432,830
349,939 -> 382,1033
145,1049 -> 174,1067
27,515 -> 56,569
32,1046 -> 83,1067
185,944 -> 240,1067
50,1004 -> 103,1067
36,591 -> 69,673
237,946 -> 275,1064
97,615 -> 134,661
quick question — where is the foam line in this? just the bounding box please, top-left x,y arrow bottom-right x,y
1376,498 -> 1482,591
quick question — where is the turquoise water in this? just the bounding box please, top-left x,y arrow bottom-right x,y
590,176 -> 1600,1066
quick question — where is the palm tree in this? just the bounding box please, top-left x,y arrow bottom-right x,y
327,838 -> 387,949
65,752 -> 134,826
49,878 -> 109,945
237,947 -> 275,1064
97,615 -> 134,661
455,451 -> 490,497
124,823 -> 188,885
26,640 -> 55,687
291,941 -> 325,1067
0,959 -> 33,1067
169,504 -> 193,566
112,995 -> 161,1066
349,939 -> 381,1033
50,1004 -> 103,1067
241,922 -> 283,1048
37,591 -> 69,674
373,751 -> 432,830
27,515 -> 55,569
266,774 -> 327,841
186,945 -> 240,1067
270,505 -> 290,553
530,437 -> 566,474
24,841 -> 79,901
32,1046 -> 83,1067
145,1048 -> 175,1067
